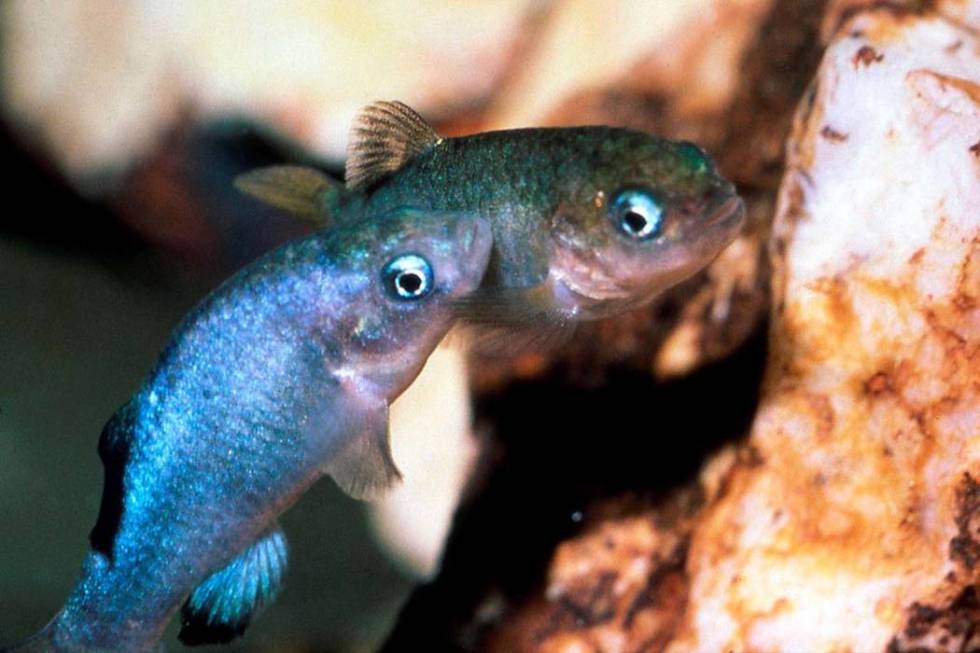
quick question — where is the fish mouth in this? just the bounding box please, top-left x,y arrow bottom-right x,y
703,194 -> 746,232
643,192 -> 744,291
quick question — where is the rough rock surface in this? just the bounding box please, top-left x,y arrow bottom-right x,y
672,8 -> 980,651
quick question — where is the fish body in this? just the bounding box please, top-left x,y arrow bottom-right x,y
8,211 -> 492,652
239,102 -> 746,328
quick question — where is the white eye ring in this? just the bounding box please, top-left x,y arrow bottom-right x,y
610,188 -> 664,239
382,254 -> 433,300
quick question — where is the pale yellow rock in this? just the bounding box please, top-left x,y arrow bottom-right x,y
370,337 -> 479,579
483,0 -> 772,130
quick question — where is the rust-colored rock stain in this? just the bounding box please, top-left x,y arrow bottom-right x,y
820,124 -> 850,141
854,43 -> 886,65
950,473 -> 980,571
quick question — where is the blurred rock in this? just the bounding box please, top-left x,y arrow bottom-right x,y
369,341 -> 480,580
0,0 -> 535,188
480,0 -> 767,133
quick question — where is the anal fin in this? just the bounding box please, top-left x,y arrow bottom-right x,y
178,525 -> 288,646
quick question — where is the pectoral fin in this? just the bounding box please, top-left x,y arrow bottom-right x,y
451,283 -> 560,324
233,165 -> 340,222
451,283 -> 578,355
178,525 -> 288,645
325,402 -> 402,501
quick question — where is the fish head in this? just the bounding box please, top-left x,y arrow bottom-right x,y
548,131 -> 745,317
330,210 -> 492,399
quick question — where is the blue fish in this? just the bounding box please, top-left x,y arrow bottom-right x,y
5,210 -> 492,652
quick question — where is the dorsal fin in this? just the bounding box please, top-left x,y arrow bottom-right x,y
178,526 -> 288,645
233,165 -> 340,223
345,101 -> 442,192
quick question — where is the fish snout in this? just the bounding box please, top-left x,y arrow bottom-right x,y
706,193 -> 745,231
677,186 -> 745,268
697,179 -> 745,236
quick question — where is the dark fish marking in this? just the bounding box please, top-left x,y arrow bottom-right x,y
970,140 -> 980,159
853,45 -> 884,68
178,616 -> 245,646
820,125 -> 849,142
89,408 -> 135,558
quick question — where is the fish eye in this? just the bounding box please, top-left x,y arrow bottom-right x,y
609,188 -> 664,239
382,254 -> 433,300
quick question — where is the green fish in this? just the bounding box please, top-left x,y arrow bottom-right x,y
237,101 -> 745,335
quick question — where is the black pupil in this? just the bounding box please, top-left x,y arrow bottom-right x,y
397,272 -> 423,294
623,210 -> 648,234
